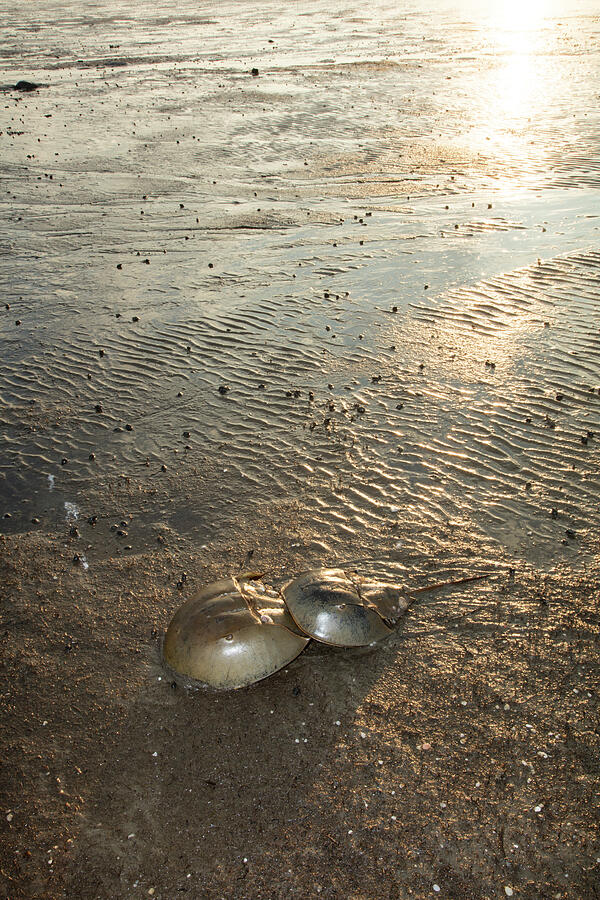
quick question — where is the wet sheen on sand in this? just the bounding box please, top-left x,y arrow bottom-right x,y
1,0 -> 599,574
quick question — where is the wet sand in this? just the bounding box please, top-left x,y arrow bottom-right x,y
1,1 -> 600,897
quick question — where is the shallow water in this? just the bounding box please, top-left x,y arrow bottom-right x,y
1,0 -> 599,569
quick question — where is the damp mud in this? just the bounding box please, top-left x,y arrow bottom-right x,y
1,1 -> 599,898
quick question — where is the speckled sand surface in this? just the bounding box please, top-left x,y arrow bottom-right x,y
1,1 -> 599,897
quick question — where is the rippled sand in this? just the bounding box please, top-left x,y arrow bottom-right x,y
1,1 -> 599,898
1,0 -> 600,569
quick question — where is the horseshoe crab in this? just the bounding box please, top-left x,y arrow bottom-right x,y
163,574 -> 309,690
163,568 -> 492,689
281,567 -> 409,647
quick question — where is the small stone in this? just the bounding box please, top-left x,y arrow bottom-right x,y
218,385 -> 230,394
251,68 -> 259,76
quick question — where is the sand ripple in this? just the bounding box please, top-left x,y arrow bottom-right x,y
1,249 -> 598,568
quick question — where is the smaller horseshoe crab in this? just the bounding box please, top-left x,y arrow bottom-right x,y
281,567 -> 409,647
163,574 -> 309,690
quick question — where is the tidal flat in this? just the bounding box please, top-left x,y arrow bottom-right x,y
1,1 -> 599,897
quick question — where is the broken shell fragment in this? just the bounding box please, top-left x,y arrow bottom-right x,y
163,575 -> 309,690
281,567 -> 409,647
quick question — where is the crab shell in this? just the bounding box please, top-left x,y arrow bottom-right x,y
281,567 -> 409,647
163,575 -> 309,690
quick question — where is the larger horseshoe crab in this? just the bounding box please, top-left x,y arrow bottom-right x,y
163,574 -> 309,690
